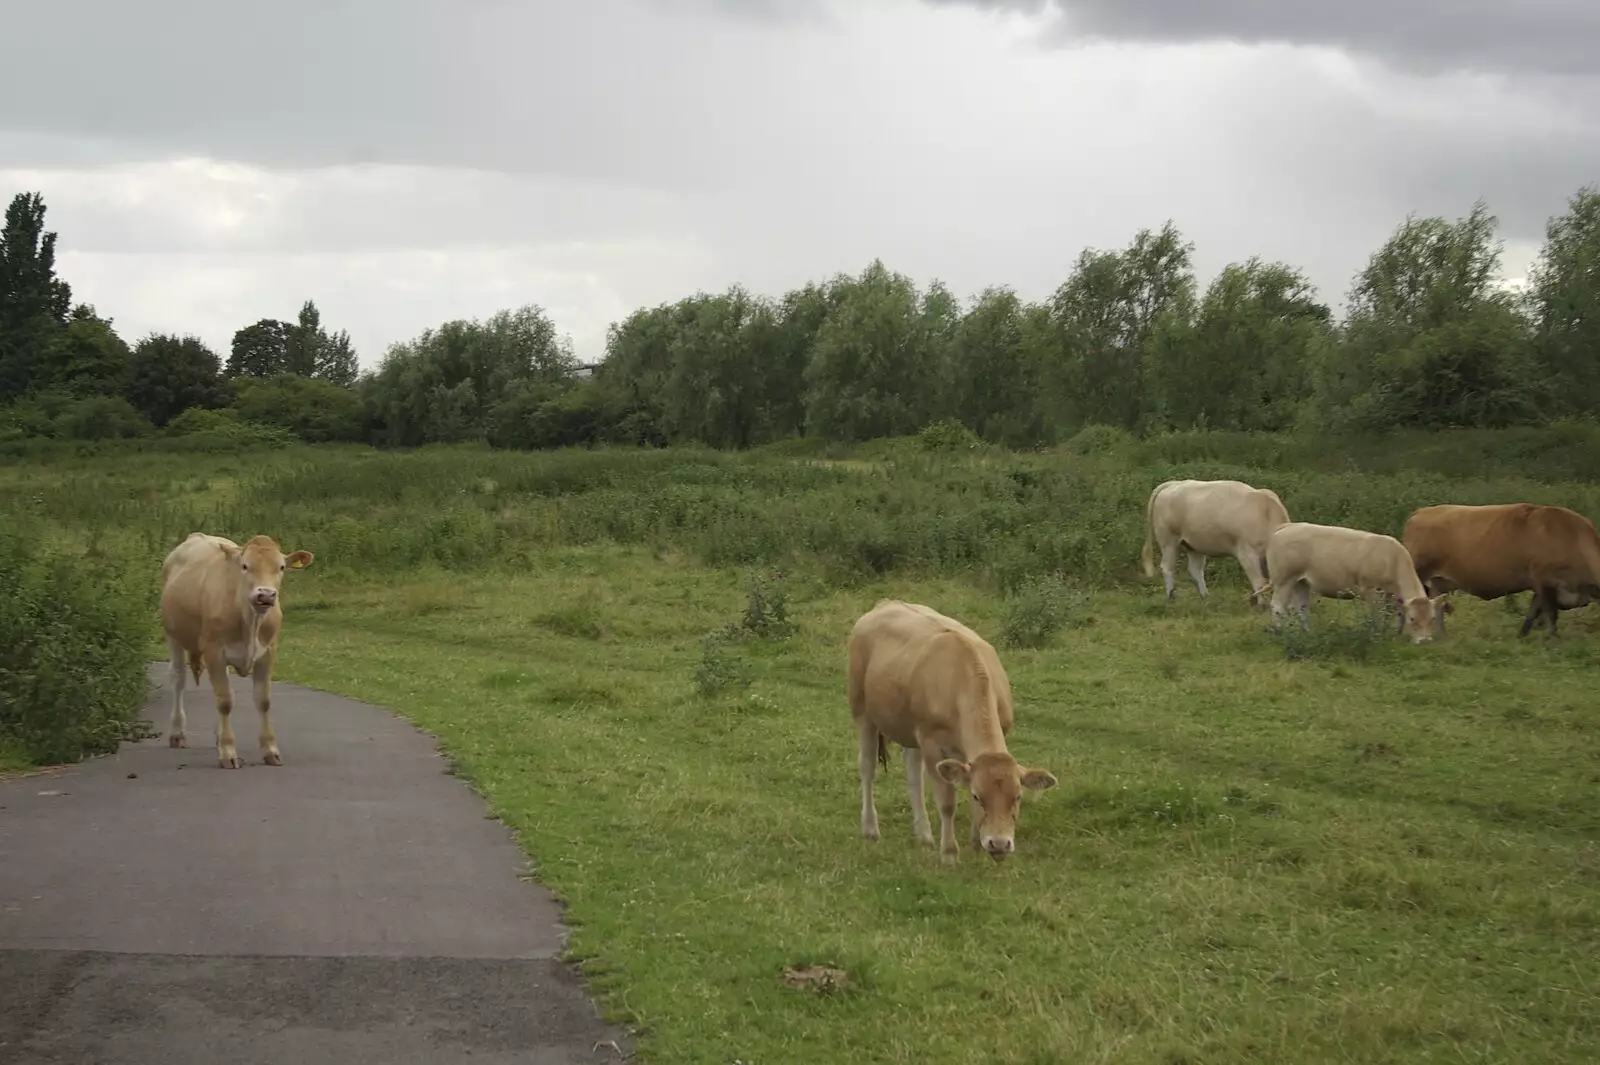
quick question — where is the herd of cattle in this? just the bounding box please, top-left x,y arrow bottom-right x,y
848,478 -> 1600,864
153,478 -> 1600,864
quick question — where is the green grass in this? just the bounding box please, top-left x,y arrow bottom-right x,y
4,430 -> 1600,1063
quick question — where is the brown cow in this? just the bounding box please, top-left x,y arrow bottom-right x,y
1403,502 -> 1600,637
1263,521 -> 1447,643
160,532 -> 315,768
848,599 -> 1057,863
1142,478 -> 1291,609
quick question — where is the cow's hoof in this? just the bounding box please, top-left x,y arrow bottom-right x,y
940,850 -> 959,866
262,751 -> 283,767
168,733 -> 186,748
218,754 -> 242,770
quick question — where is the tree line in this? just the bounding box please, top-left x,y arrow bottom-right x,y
3,184 -> 1597,450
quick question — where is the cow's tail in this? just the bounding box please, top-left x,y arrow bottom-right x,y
1141,484 -> 1162,577
1251,580 -> 1274,605
187,651 -> 203,684
876,732 -> 888,772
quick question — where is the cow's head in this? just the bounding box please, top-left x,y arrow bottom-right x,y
1397,592 -> 1448,643
936,752 -> 1057,861
225,535 -> 314,612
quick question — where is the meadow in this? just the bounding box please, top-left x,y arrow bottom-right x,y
3,425 -> 1599,1064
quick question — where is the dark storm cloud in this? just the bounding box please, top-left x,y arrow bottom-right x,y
923,0 -> 1600,76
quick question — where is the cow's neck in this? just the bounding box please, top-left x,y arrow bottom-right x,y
236,591 -> 266,667
956,707 -> 1009,762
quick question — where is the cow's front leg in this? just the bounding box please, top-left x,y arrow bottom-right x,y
205,651 -> 241,769
903,746 -> 933,846
857,718 -> 880,841
1160,542 -> 1179,602
1187,551 -> 1209,599
929,763 -> 960,863
254,654 -> 281,766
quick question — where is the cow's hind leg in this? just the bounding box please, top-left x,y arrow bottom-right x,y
166,637 -> 188,748
254,653 -> 281,766
205,650 -> 241,769
903,746 -> 934,846
857,716 -> 880,841
1160,537 -> 1180,602
1519,589 -> 1551,638
1186,549 -> 1209,600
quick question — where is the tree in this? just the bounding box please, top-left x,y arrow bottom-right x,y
0,191 -> 74,399
662,287 -> 768,448
315,327 -> 359,386
945,286 -> 1044,445
227,318 -> 291,378
125,334 -> 232,427
803,260 -> 939,441
283,300 -> 323,378
1047,222 -> 1196,431
1315,201 -> 1538,430
1526,185 -> 1600,414
1156,258 -> 1331,431
363,303 -> 577,446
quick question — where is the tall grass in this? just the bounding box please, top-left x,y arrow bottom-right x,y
6,425 -> 1600,600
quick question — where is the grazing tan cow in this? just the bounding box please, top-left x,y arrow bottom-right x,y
1403,502 -> 1600,638
1141,478 -> 1290,608
1262,521 -> 1446,643
847,599 -> 1057,863
160,532 -> 315,768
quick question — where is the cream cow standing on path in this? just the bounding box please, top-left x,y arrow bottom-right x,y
848,599 -> 1057,864
1263,521 -> 1446,643
160,532 -> 315,768
1141,478 -> 1290,608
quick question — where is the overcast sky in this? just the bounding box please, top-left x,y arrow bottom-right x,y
1,0 -> 1594,369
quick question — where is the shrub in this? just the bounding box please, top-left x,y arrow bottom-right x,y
999,572 -> 1092,649
0,524 -> 152,765
917,419 -> 984,453
740,569 -> 797,639
166,406 -> 241,435
1270,596 -> 1397,662
51,395 -> 153,440
233,373 -> 366,443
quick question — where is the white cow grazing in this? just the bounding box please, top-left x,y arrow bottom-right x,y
1141,479 -> 1290,608
1263,521 -> 1447,643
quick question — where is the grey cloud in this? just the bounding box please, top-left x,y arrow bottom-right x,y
924,0 -> 1600,77
0,0 -> 873,187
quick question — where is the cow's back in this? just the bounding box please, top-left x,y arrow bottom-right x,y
849,600 -> 1011,743
160,533 -> 238,635
1164,479 -> 1285,550
1405,503 -> 1600,596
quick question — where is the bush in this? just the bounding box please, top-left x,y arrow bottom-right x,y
0,525 -> 152,765
232,373 -> 367,443
166,406 -> 241,435
52,395 -> 153,440
999,572 -> 1092,649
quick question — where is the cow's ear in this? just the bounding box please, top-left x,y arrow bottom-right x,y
221,543 -> 242,563
286,551 -> 314,570
935,759 -> 971,787
1020,767 -> 1058,792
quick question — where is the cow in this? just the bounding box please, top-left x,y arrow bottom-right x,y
1141,478 -> 1290,608
159,532 -> 315,769
1402,502 -> 1600,638
1262,521 -> 1446,643
847,599 -> 1057,864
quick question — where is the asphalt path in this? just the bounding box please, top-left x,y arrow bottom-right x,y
0,664 -> 632,1063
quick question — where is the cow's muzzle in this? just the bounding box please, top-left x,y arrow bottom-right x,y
251,589 -> 278,609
